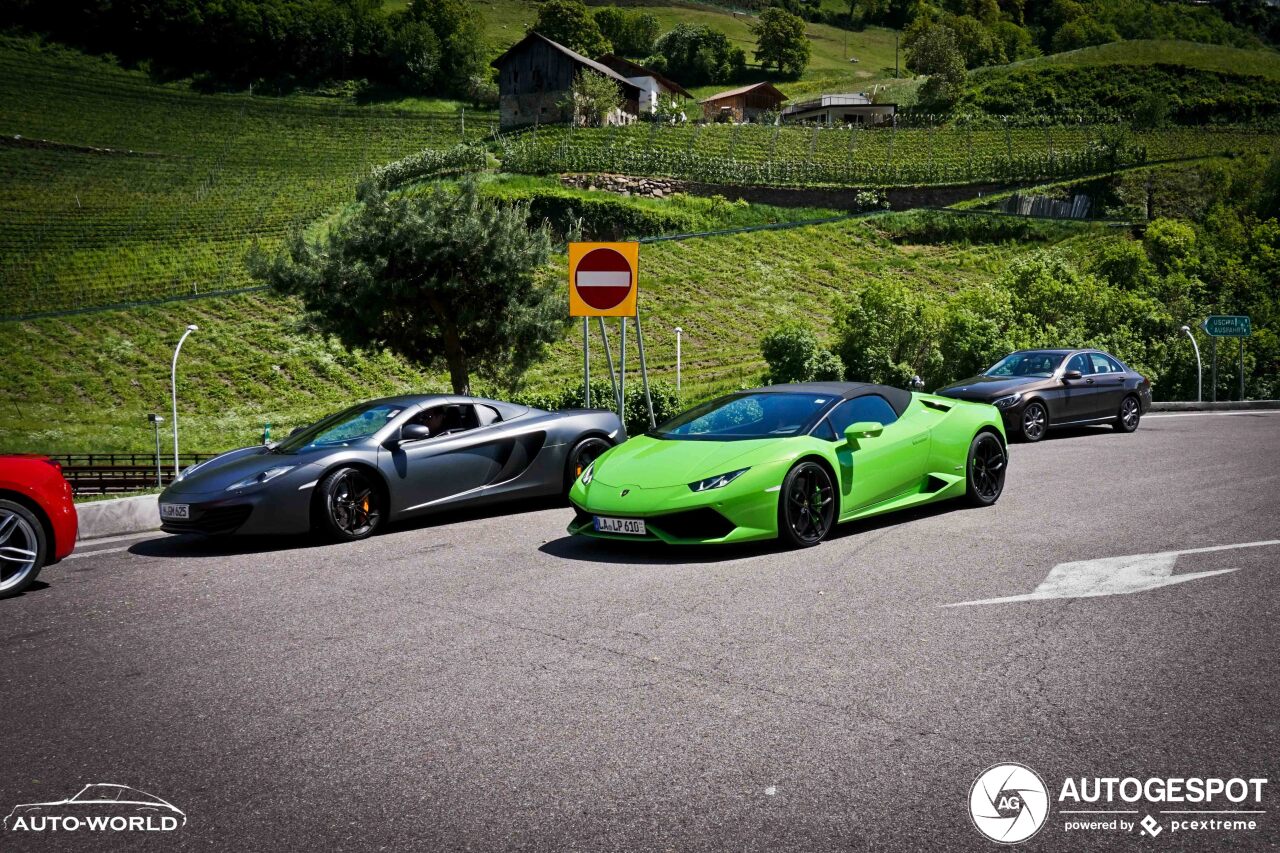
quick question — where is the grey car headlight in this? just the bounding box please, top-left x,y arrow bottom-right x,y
176,459 -> 213,482
689,468 -> 749,492
993,393 -> 1024,409
226,466 -> 295,492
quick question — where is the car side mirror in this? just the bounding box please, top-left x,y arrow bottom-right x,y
844,421 -> 884,442
398,423 -> 432,443
1062,370 -> 1082,382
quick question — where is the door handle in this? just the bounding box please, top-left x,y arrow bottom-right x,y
912,435 -> 928,445
1085,378 -> 1094,384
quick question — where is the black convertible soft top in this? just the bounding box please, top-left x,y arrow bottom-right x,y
745,382 -> 915,418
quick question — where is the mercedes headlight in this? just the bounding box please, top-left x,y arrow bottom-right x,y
993,393 -> 1023,409
226,466 -> 295,492
579,462 -> 595,485
688,468 -> 749,492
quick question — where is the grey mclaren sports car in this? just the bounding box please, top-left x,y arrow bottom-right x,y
158,395 -> 624,541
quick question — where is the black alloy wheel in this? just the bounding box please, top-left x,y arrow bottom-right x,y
966,432 -> 1007,506
565,436 -> 612,492
319,467 -> 383,542
1114,395 -> 1141,433
1020,401 -> 1048,443
778,461 -> 836,549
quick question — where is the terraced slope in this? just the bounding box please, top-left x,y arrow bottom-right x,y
0,39 -> 494,316
2,214 -> 1104,452
500,120 -> 1277,187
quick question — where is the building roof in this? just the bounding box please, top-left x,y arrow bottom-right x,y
698,81 -> 788,104
491,32 -> 641,95
595,54 -> 693,99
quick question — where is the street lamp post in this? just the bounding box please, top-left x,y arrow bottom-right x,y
1180,325 -> 1202,403
674,327 -> 683,395
171,324 -> 198,477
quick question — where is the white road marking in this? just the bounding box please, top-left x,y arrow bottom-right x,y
1146,410 -> 1280,418
944,539 -> 1280,607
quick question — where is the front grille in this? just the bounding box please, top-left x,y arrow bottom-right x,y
161,504 -> 252,535
650,508 -> 737,541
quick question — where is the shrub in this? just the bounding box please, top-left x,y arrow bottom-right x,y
833,279 -> 943,387
508,379 -> 681,437
761,323 -> 843,383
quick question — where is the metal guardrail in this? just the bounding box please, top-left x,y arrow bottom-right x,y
53,453 -> 217,494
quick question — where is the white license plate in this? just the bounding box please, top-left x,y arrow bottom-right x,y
160,503 -> 189,520
593,516 -> 646,535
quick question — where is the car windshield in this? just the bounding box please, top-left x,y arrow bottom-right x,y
984,352 -> 1065,378
650,392 -> 832,440
273,402 -> 403,453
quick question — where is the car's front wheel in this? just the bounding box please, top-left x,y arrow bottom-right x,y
0,499 -> 46,599
565,436 -> 612,493
777,461 -> 836,549
318,467 -> 383,542
1114,395 -> 1141,433
1019,401 -> 1048,442
965,432 -> 1007,507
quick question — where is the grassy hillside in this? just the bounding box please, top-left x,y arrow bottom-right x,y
0,37 -> 493,317
974,40 -> 1280,81
0,213 -> 1104,453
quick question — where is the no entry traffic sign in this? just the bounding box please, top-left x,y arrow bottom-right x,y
569,242 -> 638,317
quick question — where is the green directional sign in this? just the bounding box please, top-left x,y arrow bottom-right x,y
1202,315 -> 1251,337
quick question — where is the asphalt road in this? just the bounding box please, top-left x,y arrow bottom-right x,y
3,412 -> 1278,852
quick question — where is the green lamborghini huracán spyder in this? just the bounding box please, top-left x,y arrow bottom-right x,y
568,382 -> 1007,548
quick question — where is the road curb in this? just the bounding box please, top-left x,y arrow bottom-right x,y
1150,400 -> 1280,412
75,494 -> 159,541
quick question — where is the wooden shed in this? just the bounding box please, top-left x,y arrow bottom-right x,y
698,82 -> 788,123
491,32 -> 642,129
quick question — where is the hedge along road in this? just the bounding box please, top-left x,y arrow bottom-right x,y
2,412 -> 1277,851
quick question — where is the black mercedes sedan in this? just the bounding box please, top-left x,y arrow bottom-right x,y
934,349 -> 1152,442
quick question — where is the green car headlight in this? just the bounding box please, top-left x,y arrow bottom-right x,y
688,468 -> 749,492
579,461 -> 595,485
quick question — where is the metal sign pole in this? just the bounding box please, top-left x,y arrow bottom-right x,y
634,312 -> 656,429
675,327 -> 682,395
1211,336 -> 1218,403
598,317 -> 620,413
1239,337 -> 1245,401
620,317 -> 628,424
583,317 -> 590,408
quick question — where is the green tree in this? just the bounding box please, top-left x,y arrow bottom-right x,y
406,0 -> 485,93
1049,15 -> 1121,51
385,19 -> 441,91
593,7 -> 660,56
834,280 -> 943,387
751,7 -> 811,77
531,0 -> 612,56
646,24 -> 746,85
905,22 -> 967,107
254,177 -> 562,395
559,69 -> 624,126
949,15 -> 1005,67
761,323 -> 844,383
